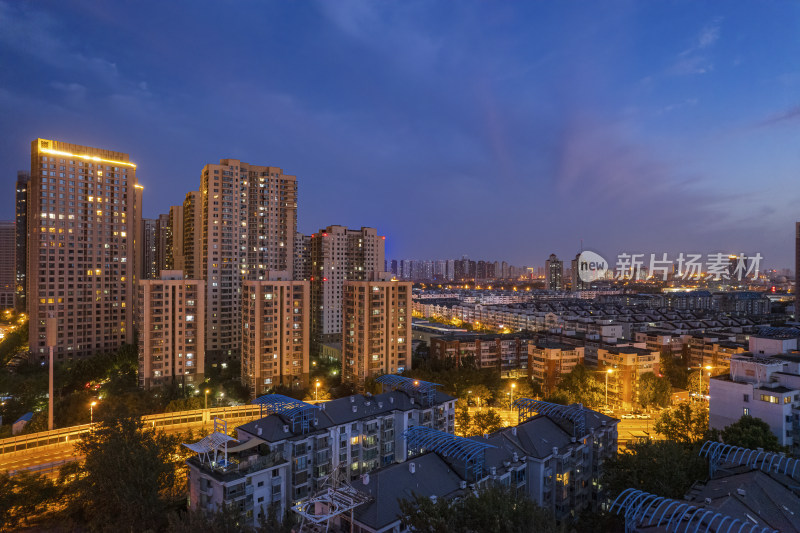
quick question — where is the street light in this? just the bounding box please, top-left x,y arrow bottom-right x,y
204,389 -> 210,410
605,369 -> 613,408
315,381 -> 321,401
90,401 -> 97,427
510,382 -> 516,410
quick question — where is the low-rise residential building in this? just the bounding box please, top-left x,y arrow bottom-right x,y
185,382 -> 456,527
748,327 -> 800,356
528,341 -> 585,395
598,346 -> 660,410
430,334 -> 529,373
709,354 -> 800,453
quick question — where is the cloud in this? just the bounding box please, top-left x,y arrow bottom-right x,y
667,17 -> 722,76
754,105 -> 800,128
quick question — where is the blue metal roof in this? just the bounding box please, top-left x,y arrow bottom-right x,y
611,488 -> 778,533
700,441 -> 800,480
403,426 -> 495,464
251,394 -> 320,434
375,375 -> 441,406
513,398 -> 586,437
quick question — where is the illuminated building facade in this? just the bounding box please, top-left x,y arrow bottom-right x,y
15,171 -> 30,312
241,276 -> 310,397
28,138 -> 140,361
137,270 -> 205,388
310,226 -> 385,348
182,190 -> 203,280
0,221 -> 15,309
342,279 -> 411,386
201,159 -> 297,365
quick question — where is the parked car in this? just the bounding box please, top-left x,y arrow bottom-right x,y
621,413 -> 635,419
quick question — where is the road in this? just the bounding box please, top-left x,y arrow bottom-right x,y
0,414 -> 262,478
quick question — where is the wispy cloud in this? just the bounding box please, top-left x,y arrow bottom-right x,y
755,105 -> 800,128
667,17 -> 722,76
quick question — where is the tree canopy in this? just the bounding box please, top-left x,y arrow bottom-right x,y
711,415 -> 783,452
638,372 -> 672,409
399,484 -> 565,533
654,401 -> 708,444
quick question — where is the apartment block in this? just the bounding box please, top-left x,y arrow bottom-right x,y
598,346 -> 660,409
169,204 -> 185,273
182,190 -> 203,280
201,159 -> 297,365
528,341 -> 585,395
156,212 -> 171,272
141,218 -> 158,280
185,386 -> 456,526
241,277 -> 310,397
545,253 -> 563,291
310,226 -> 385,348
136,271 -> 205,388
15,171 -> 30,312
710,354 -> 800,453
0,221 -> 15,309
342,279 -> 411,386
430,334 -> 529,373
28,138 -> 140,361
293,232 -> 310,281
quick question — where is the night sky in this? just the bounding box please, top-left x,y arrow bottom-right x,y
1,1 -> 799,268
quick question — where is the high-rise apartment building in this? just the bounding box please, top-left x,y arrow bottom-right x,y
141,218 -> 158,280
201,159 -> 297,365
136,271 -> 205,389
156,212 -> 171,272
293,232 -> 311,281
545,253 -> 563,291
310,226 -> 385,349
168,205 -> 184,273
0,221 -> 15,309
342,278 -> 411,386
241,276 -> 309,397
28,138 -> 140,361
15,171 -> 30,312
182,191 -> 203,280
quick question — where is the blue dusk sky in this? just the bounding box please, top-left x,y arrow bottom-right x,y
1,1 -> 799,268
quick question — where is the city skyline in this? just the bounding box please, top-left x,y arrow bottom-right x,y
2,2 -> 800,268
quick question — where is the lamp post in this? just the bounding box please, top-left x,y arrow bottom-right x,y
605,369 -> 613,408
218,392 -> 224,407
90,401 -> 97,426
510,382 -> 516,411
204,389 -> 210,410
315,381 -> 320,401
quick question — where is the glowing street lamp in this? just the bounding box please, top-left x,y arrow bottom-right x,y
315,381 -> 321,401
510,382 -> 517,409
90,400 -> 98,427
204,389 -> 210,410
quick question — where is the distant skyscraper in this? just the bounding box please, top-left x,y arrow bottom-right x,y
545,254 -> 563,291
310,226 -> 385,348
293,232 -> 311,280
168,205 -> 184,273
182,191 -> 203,280
0,221 -> 15,309
201,159 -> 297,365
15,171 -> 30,312
156,212 -> 171,272
137,271 -> 205,389
141,218 -> 158,280
241,276 -> 309,397
342,277 -> 411,386
570,253 -> 587,291
28,138 -> 140,361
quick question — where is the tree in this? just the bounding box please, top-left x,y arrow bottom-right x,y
716,415 -> 783,451
63,406 -> 185,531
603,440 -> 708,499
467,384 -> 491,407
472,409 -> 503,436
687,370 -> 703,396
455,400 -> 472,437
654,401 -> 708,444
547,365 -> 604,409
399,484 -> 564,533
638,372 -> 672,409
0,471 -> 60,532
